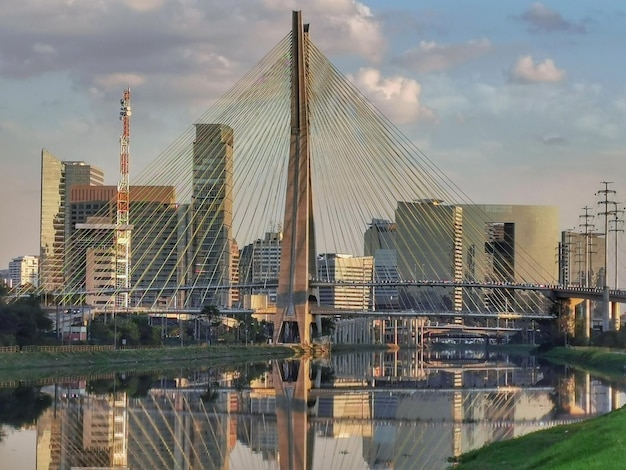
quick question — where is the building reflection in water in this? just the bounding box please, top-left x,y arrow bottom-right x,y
27,350 -> 626,469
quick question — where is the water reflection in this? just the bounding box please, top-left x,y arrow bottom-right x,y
0,349 -> 624,469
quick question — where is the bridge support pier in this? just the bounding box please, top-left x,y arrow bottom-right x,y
273,359 -> 311,470
611,302 -> 621,331
612,385 -> 621,411
561,298 -> 581,342
583,299 -> 590,344
602,286 -> 611,331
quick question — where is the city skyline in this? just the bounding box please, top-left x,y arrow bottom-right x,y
1,1 -> 625,268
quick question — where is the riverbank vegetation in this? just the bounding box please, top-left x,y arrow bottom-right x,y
0,344 -> 296,384
449,344 -> 626,469
0,294 -> 52,346
536,345 -> 626,378
451,405 -> 626,469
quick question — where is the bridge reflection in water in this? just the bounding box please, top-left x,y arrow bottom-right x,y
20,350 -> 625,470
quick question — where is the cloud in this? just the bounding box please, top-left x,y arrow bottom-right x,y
540,133 -> 566,145
0,0 -> 386,110
347,68 -> 434,124
518,3 -> 586,33
393,39 -> 492,73
32,43 -> 57,56
122,0 -> 165,12
508,56 -> 566,84
263,0 -> 386,62
93,73 -> 146,91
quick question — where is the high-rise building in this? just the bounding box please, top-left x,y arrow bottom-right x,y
39,150 -> 64,292
67,185 -> 179,307
317,253 -> 374,310
189,124 -> 235,307
83,232 -> 117,308
461,205 -> 559,285
239,231 -> 282,304
39,149 -> 103,292
393,201 -> 559,313
364,219 -> 399,310
8,255 -> 39,287
396,200 -> 464,312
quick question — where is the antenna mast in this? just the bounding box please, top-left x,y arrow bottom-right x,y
116,88 -> 132,308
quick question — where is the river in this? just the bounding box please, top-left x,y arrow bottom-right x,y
0,348 -> 624,469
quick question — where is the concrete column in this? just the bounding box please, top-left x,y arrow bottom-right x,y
611,302 -> 621,331
394,319 -> 398,346
603,286 -> 611,331
583,299 -> 591,343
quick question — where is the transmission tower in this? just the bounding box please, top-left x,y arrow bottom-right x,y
116,88 -> 132,308
597,181 -> 617,331
579,206 -> 595,287
578,206 -> 595,342
608,202 -> 624,289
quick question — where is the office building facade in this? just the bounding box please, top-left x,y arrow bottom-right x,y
8,255 -> 39,288
395,200 -> 464,312
239,231 -> 282,305
364,219 -> 400,310
317,253 -> 374,310
67,185 -> 179,307
188,124 -> 235,307
39,149 -> 103,292
390,201 -> 558,313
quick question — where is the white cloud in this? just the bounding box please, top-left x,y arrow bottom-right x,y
263,0 -> 386,62
393,39 -> 492,73
509,56 -> 566,84
347,68 -> 434,124
0,0 -> 385,106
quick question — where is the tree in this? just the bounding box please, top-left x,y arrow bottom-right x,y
200,305 -> 221,344
132,316 -> 161,345
0,298 -> 53,346
0,387 -> 52,435
0,282 -> 8,304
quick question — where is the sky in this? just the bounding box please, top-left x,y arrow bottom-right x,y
1,0 -> 625,269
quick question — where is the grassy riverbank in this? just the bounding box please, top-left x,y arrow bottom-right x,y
451,345 -> 626,469
538,346 -> 626,379
0,345 -> 296,384
0,342 -> 397,385
451,405 -> 626,469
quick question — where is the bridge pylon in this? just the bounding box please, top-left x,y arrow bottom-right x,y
273,359 -> 312,470
274,11 -> 316,345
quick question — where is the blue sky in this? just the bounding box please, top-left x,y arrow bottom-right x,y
1,0 -> 625,268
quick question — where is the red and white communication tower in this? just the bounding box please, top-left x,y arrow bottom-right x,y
115,88 -> 132,308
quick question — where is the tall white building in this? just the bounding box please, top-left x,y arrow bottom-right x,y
9,255 -> 39,287
317,253 -> 374,310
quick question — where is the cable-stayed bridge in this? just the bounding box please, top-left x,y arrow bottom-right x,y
30,11 -> 623,344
